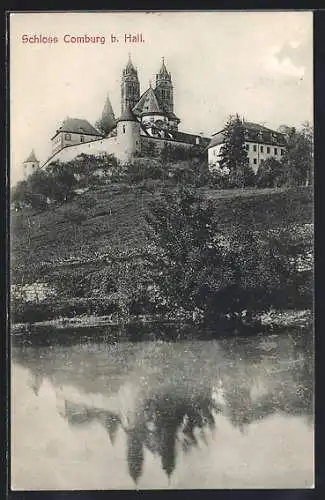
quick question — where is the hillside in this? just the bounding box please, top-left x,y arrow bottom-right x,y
11,185 -> 313,275
10,183 -> 313,325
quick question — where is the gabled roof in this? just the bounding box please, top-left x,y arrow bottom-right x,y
208,131 -> 225,149
208,122 -> 286,149
52,118 -> 103,139
24,150 -> 38,163
243,121 -> 283,135
133,87 -> 163,116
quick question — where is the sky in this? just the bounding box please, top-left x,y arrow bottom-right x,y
10,11 -> 313,184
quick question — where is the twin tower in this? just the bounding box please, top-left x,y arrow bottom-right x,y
116,55 -> 178,159
120,55 -> 174,116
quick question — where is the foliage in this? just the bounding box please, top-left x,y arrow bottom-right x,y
255,157 -> 283,188
145,186 -> 313,324
168,160 -> 211,187
11,179 -> 313,330
45,161 -> 78,202
11,179 -> 49,210
122,160 -> 164,183
145,186 -> 226,316
11,297 -> 120,323
278,122 -> 314,187
160,142 -> 205,163
219,114 -> 255,188
11,154 -> 123,211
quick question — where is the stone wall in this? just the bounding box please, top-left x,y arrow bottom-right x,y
42,136 -> 121,168
140,136 -> 193,154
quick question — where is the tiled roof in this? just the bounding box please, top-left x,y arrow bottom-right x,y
172,130 -> 210,146
208,122 -> 286,149
208,131 -> 225,148
244,121 -> 282,134
53,118 -> 102,139
133,87 -> 163,115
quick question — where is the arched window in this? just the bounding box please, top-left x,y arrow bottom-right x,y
123,125 -> 126,133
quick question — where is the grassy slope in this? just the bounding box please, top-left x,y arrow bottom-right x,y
11,184 -> 313,282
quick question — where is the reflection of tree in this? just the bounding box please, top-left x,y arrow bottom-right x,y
126,429 -> 144,484
97,412 -> 120,445
58,389 -> 221,484
62,400 -> 122,443
16,333 -> 313,485
28,370 -> 44,396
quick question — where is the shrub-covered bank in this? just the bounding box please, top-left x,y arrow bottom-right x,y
11,181 -> 313,338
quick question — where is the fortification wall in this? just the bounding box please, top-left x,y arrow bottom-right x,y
41,134 -> 196,169
41,136 -> 121,168
140,136 -> 193,153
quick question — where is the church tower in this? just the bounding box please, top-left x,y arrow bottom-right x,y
155,57 -> 174,114
121,54 -> 140,114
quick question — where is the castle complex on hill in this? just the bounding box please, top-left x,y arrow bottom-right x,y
21,55 -> 286,179
22,55 -> 211,178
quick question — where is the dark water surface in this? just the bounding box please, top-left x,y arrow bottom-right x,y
11,329 -> 314,489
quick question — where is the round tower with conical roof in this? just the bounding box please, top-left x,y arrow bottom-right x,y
121,54 -> 140,114
155,57 -> 174,114
117,106 -> 141,161
22,150 -> 39,179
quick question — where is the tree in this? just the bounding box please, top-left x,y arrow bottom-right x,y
11,178 -> 49,211
46,161 -> 77,202
145,186 -> 227,318
145,184 -> 312,326
219,114 -> 255,188
255,157 -> 283,188
95,95 -> 116,136
11,181 -> 31,209
278,123 -> 313,187
27,169 -> 53,200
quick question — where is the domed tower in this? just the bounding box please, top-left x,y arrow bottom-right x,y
155,57 -> 174,114
22,150 -> 39,179
121,54 -> 140,114
117,106 -> 141,161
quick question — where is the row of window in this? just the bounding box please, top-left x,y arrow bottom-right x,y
64,133 -> 85,143
246,144 -> 285,155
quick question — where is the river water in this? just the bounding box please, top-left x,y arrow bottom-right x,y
11,329 -> 314,490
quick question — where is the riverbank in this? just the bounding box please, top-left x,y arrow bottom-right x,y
11,309 -> 312,346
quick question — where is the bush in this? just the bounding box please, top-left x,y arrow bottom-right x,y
145,186 -> 313,327
11,297 -> 120,323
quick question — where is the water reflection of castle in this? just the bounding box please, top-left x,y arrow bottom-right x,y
14,334 -> 313,485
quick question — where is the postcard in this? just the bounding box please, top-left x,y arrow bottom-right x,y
10,11 -> 314,490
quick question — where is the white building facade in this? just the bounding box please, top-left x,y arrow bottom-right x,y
51,118 -> 104,156
208,121 -> 286,174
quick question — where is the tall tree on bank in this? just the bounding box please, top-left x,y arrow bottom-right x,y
278,122 -> 314,187
219,114 -> 254,188
95,94 -> 116,136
